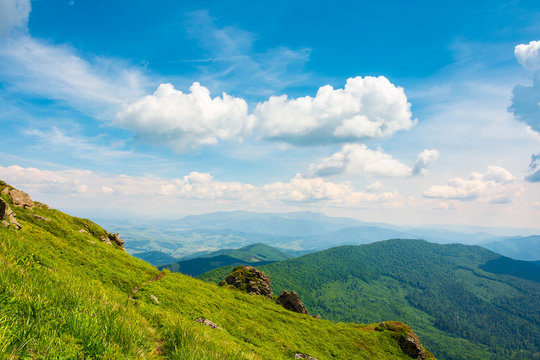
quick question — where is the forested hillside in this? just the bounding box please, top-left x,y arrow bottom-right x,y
201,239 -> 540,360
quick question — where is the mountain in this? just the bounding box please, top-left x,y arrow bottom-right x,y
132,250 -> 178,266
94,211 -> 537,259
0,180 -> 435,359
160,243 -> 291,276
200,239 -> 540,360
481,235 -> 540,261
175,210 -> 366,236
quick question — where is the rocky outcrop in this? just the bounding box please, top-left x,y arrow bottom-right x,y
195,318 -> 222,330
9,189 -> 34,209
295,354 -> 317,359
0,198 -> 21,230
33,214 -> 50,222
377,322 -> 427,360
277,290 -> 309,314
99,233 -> 126,251
220,266 -> 273,299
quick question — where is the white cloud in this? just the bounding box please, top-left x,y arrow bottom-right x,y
307,144 -> 437,178
423,166 -> 523,204
515,41 -> 540,73
0,165 -> 401,212
253,76 -> 416,145
413,149 -> 440,175
0,0 -> 30,36
510,40 -> 540,134
116,82 -> 252,152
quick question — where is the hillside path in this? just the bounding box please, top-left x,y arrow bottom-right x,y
129,271 -> 165,300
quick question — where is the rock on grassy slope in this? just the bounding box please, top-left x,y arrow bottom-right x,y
0,180 -> 435,359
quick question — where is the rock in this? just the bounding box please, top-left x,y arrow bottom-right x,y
107,233 -> 125,248
0,199 -> 21,230
9,189 -> 34,209
312,314 -> 321,319
398,331 -> 427,360
195,318 -> 222,330
33,215 -> 50,222
377,322 -> 427,360
34,202 -> 49,210
150,295 -> 160,304
100,235 -> 112,245
0,187 -> 9,195
276,290 -> 309,314
295,354 -> 317,359
99,233 -> 126,251
78,229 -> 88,233
220,266 -> 273,299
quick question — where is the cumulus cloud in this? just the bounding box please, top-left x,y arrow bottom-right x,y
509,40 -> 540,134
525,152 -> 540,182
0,0 -> 30,36
515,41 -> 540,72
0,165 -> 401,212
252,76 -> 416,145
423,166 -> 523,204
116,82 -> 252,152
307,144 -> 437,178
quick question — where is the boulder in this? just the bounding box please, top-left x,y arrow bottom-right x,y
398,331 -> 427,360
99,233 -> 126,251
377,322 -> 427,360
0,187 -> 9,195
276,290 -> 309,314
34,202 -> 50,210
195,318 -> 222,330
220,266 -> 273,299
295,354 -> 317,359
33,215 -> 50,222
0,199 -> 21,230
9,189 -> 34,209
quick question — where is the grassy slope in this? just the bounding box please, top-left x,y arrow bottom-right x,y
201,240 -> 540,360
0,182 -> 434,359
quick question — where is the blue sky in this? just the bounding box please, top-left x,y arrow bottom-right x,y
1,0 -> 540,228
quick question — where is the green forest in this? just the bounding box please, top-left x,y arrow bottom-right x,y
201,240 -> 540,360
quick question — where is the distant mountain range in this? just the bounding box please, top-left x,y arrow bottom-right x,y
159,243 -> 292,276
481,235 -> 540,261
95,211 -> 540,262
200,239 -> 540,360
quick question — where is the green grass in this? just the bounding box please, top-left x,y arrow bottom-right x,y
0,182 -> 435,359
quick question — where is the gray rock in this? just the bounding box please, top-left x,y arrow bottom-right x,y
195,318 -> 222,330
398,332 -> 426,360
220,266 -> 273,299
99,233 -> 126,251
277,290 -> 309,314
295,354 -> 317,359
0,199 -> 21,230
33,215 -> 50,222
9,189 -> 34,209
